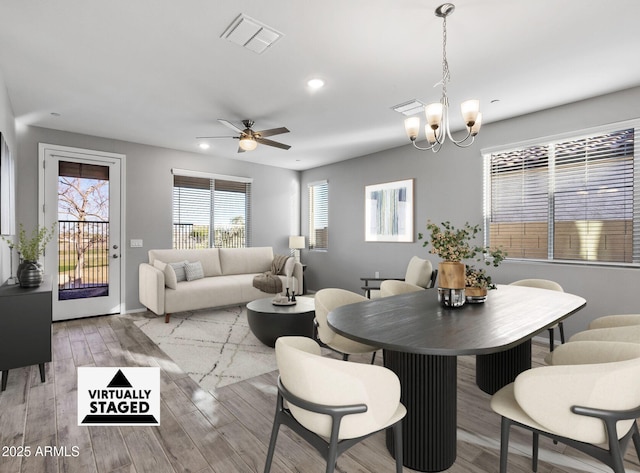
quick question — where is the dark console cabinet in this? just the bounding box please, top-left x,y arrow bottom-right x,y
0,276 -> 52,391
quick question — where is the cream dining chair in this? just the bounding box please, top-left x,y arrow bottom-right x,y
509,279 -> 565,351
314,288 -> 379,363
588,313 -> 640,330
491,340 -> 640,473
264,336 -> 406,473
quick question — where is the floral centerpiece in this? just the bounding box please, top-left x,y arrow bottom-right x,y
419,220 -> 506,305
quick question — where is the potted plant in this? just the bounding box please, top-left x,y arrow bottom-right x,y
1,223 -> 56,287
419,220 -> 506,305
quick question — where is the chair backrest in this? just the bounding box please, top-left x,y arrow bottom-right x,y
570,324 -> 640,344
275,336 -> 401,440
314,288 -> 368,344
380,279 -> 424,297
404,256 -> 434,288
509,278 -> 563,292
514,350 -> 640,444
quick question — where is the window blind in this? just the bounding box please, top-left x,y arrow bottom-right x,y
308,181 -> 328,250
173,174 -> 251,249
486,123 -> 639,265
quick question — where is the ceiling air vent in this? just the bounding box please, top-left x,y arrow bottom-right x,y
221,14 -> 283,54
392,99 -> 426,116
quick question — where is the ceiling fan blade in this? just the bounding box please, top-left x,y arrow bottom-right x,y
195,135 -> 237,139
237,146 -> 246,154
255,127 -> 290,138
256,137 -> 291,150
218,119 -> 244,134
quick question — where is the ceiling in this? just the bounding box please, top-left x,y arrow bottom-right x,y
1,0 -> 639,171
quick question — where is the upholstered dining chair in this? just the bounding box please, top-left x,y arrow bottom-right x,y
491,340 -> 640,473
588,313 -> 640,330
314,288 -> 379,363
264,336 -> 406,473
360,256 -> 437,299
569,324 -> 640,344
380,278 -> 425,297
509,279 -> 565,351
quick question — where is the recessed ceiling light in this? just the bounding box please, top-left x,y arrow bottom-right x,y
199,143 -> 210,150
307,78 -> 325,89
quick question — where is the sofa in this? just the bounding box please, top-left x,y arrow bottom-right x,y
139,247 -> 303,323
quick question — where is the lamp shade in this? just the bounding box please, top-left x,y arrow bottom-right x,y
239,136 -> 258,151
289,236 -> 305,249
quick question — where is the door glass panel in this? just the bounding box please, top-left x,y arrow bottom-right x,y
57,161 -> 110,301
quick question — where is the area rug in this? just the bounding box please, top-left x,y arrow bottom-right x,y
134,305 -> 277,391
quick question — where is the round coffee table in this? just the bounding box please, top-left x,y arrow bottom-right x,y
247,296 -> 315,347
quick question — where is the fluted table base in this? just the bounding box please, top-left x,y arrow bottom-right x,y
384,350 -> 457,472
476,340 -> 532,395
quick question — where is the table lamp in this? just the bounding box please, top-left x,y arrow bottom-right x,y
289,236 -> 305,263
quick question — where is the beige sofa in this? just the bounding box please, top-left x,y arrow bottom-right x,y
139,247 -> 303,323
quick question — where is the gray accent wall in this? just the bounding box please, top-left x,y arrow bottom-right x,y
15,126 -> 300,312
300,86 -> 640,339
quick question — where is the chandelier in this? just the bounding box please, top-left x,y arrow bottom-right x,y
404,3 -> 481,152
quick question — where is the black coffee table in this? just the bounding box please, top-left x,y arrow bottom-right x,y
246,296 -> 315,347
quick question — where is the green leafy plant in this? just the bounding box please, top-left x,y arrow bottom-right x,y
418,220 -> 506,288
1,223 -> 57,261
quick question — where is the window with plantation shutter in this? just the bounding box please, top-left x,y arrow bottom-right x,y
308,180 -> 328,250
172,169 -> 252,249
485,121 -> 640,265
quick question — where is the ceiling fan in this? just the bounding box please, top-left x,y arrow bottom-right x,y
197,119 -> 291,153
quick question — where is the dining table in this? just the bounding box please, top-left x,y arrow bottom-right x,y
327,284 -> 586,472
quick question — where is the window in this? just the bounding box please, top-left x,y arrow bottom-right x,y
308,180 -> 328,250
172,169 -> 252,249
485,122 -> 640,265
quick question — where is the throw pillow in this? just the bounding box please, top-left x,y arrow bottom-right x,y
185,261 -> 205,281
169,261 -> 188,282
153,260 -> 177,289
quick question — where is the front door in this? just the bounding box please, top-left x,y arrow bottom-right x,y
40,144 -> 124,321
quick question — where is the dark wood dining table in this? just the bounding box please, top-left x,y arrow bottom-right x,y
327,284 -> 586,472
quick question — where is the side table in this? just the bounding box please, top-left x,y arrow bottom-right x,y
247,296 -> 315,347
0,276 -> 52,391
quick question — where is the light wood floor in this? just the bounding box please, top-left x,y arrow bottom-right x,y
0,312 -> 638,473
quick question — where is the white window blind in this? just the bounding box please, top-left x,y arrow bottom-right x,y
308,181 -> 328,250
485,123 -> 640,265
172,173 -> 251,249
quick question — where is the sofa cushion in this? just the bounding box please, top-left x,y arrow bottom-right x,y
148,249 -> 222,277
219,247 -> 273,275
153,260 -> 177,289
169,261 -> 188,282
185,261 -> 205,281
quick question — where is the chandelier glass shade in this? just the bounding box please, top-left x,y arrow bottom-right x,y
404,3 -> 482,152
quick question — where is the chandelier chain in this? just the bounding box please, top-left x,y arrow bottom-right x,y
440,15 -> 451,99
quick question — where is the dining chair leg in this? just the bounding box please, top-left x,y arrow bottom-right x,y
548,327 -> 555,352
370,351 -> 377,364
342,353 -> 349,361
264,409 -> 282,473
559,322 -> 565,344
632,423 -> 640,459
532,432 -> 539,472
393,420 -> 403,473
500,417 -> 511,473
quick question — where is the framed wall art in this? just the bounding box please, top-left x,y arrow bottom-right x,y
364,178 -> 414,242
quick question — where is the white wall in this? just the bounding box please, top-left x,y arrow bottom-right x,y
0,70 -> 16,283
300,86 -> 640,339
15,126 -> 300,312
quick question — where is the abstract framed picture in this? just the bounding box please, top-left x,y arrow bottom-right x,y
365,178 -> 414,242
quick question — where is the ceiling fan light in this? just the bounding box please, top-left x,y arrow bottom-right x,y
239,136 -> 258,151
